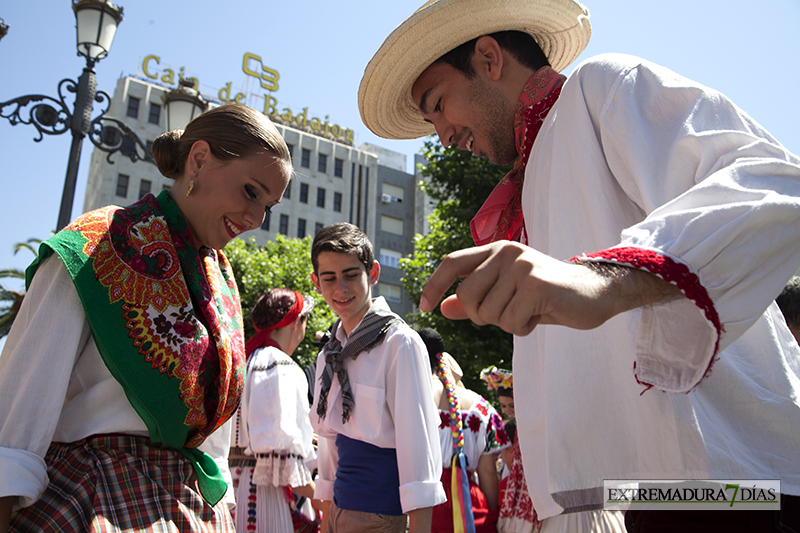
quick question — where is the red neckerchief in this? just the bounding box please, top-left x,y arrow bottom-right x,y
244,290 -> 303,356
470,67 -> 566,246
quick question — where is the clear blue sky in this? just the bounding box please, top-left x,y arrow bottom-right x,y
1,0 -> 799,349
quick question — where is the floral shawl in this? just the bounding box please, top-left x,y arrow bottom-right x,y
25,190 -> 246,506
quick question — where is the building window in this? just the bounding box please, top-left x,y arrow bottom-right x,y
297,218 -> 306,238
333,192 -> 342,212
379,282 -> 402,303
315,222 -> 324,235
287,144 -> 294,159
116,174 -> 129,197
379,248 -> 403,269
334,158 -> 344,178
126,96 -> 139,119
120,136 -> 136,157
381,183 -> 405,203
279,214 -> 289,235
317,187 -> 326,208
381,215 -> 404,236
300,183 -> 309,203
301,148 -> 311,168
318,153 -> 328,173
284,181 -> 291,199
138,179 -> 152,199
261,211 -> 271,231
148,103 -> 161,125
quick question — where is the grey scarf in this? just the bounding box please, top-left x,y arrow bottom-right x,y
316,303 -> 402,423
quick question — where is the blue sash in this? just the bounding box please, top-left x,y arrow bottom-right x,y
334,434 -> 403,515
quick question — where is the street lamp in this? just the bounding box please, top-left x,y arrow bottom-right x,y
0,1 -> 155,231
74,0 -> 121,61
0,18 -> 9,41
163,78 -> 209,132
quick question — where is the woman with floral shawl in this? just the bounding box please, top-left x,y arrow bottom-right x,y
0,104 -> 291,533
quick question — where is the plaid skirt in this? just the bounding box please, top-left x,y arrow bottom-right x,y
10,434 -> 235,533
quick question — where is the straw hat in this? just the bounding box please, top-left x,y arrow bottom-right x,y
358,0 -> 591,140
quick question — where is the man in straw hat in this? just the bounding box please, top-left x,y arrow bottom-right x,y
359,0 -> 800,531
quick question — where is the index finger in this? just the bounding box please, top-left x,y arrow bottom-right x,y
419,246 -> 493,312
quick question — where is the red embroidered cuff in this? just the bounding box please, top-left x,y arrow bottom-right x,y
572,247 -> 723,388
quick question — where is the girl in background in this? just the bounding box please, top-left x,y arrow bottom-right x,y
481,366 -> 539,533
230,288 -> 319,533
422,330 -> 509,533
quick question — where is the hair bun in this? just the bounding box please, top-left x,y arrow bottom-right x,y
151,129 -> 185,178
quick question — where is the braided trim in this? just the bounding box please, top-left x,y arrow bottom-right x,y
436,352 -> 464,452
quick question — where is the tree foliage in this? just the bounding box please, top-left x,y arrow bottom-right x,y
224,234 -> 337,369
0,238 -> 43,340
400,139 -> 515,394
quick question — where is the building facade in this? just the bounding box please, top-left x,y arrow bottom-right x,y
82,75 -> 429,317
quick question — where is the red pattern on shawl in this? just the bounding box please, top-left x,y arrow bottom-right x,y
470,67 -> 566,246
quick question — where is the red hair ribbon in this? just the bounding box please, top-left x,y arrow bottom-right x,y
244,290 -> 304,356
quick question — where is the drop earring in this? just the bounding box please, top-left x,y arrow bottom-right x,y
186,172 -> 196,197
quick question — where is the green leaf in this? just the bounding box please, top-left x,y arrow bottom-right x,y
224,235 -> 338,369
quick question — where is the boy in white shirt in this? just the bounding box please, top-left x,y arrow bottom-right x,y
309,222 -> 445,533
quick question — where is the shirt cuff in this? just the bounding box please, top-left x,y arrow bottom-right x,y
0,447 -> 49,508
399,480 -> 447,514
574,247 -> 721,392
314,477 -> 335,501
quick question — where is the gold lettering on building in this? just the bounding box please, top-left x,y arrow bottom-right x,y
242,52 -> 280,92
140,52 -> 353,145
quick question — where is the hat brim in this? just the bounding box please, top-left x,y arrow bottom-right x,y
359,0 -> 591,140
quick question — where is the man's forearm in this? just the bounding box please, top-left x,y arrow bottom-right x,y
420,241 -> 686,337
320,500 -> 331,533
576,260 -> 683,315
408,506 -> 432,533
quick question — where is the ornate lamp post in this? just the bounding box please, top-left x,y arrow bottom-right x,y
0,1 -> 154,231
163,78 -> 209,132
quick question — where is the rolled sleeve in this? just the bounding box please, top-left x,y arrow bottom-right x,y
313,434 -> 337,501
0,448 -> 48,509
399,480 -> 449,513
385,330 -> 446,513
0,256 -> 87,504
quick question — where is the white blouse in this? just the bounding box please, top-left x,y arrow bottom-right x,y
0,255 -> 231,508
235,346 -> 315,488
437,395 -> 509,471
